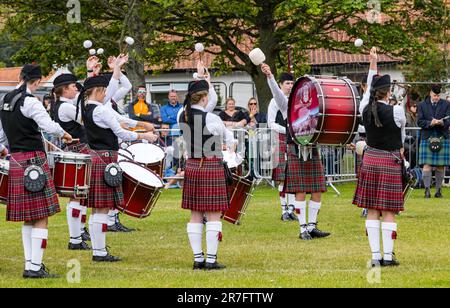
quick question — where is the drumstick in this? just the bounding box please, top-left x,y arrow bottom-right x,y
44,139 -> 64,153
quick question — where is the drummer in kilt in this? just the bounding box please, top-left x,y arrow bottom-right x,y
0,64 -> 73,278
78,71 -> 157,262
267,74 -> 297,222
179,80 -> 235,270
52,73 -> 92,251
417,84 -> 450,199
261,64 -> 330,241
353,70 -> 406,267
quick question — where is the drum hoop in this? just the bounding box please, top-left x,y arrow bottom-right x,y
340,76 -> 360,146
119,161 -> 164,188
127,143 -> 166,164
310,76 -> 325,145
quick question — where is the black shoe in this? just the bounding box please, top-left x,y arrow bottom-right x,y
281,213 -> 290,222
308,224 -> 331,238
205,262 -> 226,271
68,241 -> 91,251
25,265 -> 60,279
425,188 -> 431,199
22,270 -> 30,279
382,259 -> 400,267
107,224 -> 120,232
116,222 -> 136,233
435,189 -> 443,198
193,261 -> 206,270
81,228 -> 91,242
288,211 -> 298,221
92,254 -> 122,262
299,231 -> 313,240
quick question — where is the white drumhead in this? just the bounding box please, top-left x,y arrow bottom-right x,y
118,149 -> 133,161
127,143 -> 165,164
119,161 -> 163,188
222,151 -> 243,169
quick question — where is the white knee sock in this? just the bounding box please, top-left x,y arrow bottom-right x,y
67,201 -> 82,244
107,210 -> 116,227
206,222 -> 222,264
366,220 -> 382,261
294,200 -> 307,233
91,214 -> 109,257
187,223 -> 204,262
308,201 -> 321,231
31,228 -> 48,272
287,194 -> 296,214
22,225 -> 33,271
382,222 -> 397,261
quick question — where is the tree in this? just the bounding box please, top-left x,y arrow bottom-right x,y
0,0 -> 448,110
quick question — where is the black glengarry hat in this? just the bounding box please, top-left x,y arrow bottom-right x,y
371,74 -> 391,90
431,84 -> 442,95
53,74 -> 78,88
83,76 -> 109,91
278,72 -> 294,83
188,80 -> 209,95
21,64 -> 42,81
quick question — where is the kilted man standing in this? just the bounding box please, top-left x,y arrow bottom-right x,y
78,73 -> 157,262
261,64 -> 330,241
267,74 -> 297,222
0,64 -> 73,278
417,84 -> 450,199
353,63 -> 406,267
179,80 -> 235,270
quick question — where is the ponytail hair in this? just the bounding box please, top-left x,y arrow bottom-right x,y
183,90 -> 209,125
367,87 -> 390,128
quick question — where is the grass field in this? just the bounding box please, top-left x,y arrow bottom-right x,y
0,183 -> 449,288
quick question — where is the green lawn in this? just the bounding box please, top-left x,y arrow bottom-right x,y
0,183 -> 449,288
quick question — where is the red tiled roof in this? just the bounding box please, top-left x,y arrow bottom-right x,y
0,67 -> 54,87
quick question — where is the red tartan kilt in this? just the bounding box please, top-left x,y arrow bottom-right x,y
7,151 -> 60,222
64,142 -> 90,205
353,147 -> 404,212
285,144 -> 327,194
272,133 -> 287,182
182,158 -> 229,212
86,150 -> 124,209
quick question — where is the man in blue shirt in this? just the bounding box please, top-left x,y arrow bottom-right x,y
161,90 -> 182,137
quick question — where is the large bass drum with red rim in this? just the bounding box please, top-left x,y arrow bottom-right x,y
288,76 -> 360,146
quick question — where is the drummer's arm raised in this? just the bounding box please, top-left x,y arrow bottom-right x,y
261,64 -> 288,114
360,47 -> 378,117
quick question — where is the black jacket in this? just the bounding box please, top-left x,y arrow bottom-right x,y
417,97 -> 450,140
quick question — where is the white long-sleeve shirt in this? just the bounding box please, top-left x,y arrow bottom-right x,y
267,99 -> 287,134
358,69 -> 377,134
359,72 -> 406,143
86,100 -> 138,142
267,76 -> 289,116
21,88 -> 66,137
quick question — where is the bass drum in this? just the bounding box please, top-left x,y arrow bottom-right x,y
288,76 -> 360,146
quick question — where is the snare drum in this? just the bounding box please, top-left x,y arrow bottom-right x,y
222,175 -> 255,225
0,159 -> 9,203
118,161 -> 164,219
118,149 -> 133,162
48,152 -> 92,199
127,143 -> 166,178
288,76 -> 360,146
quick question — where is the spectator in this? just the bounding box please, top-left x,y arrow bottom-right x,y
161,90 -> 182,136
128,85 -> 161,125
417,84 -> 450,199
405,103 -> 418,169
447,96 -> 450,103
219,98 -> 248,128
247,97 -> 267,129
